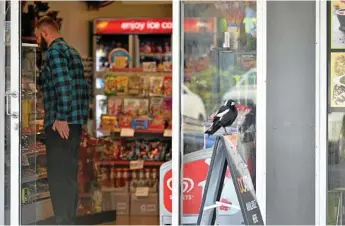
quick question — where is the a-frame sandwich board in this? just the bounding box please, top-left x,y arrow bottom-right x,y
197,136 -> 264,225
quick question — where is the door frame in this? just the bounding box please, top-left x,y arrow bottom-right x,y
171,0 -> 182,224
256,0 -> 267,223
9,0 -> 21,225
0,1 -> 6,225
315,0 -> 327,225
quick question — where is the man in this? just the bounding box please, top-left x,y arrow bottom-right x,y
35,16 -> 90,225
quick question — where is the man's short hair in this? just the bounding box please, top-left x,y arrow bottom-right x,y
36,16 -> 59,31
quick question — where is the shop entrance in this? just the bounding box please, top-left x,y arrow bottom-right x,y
2,0 -> 265,225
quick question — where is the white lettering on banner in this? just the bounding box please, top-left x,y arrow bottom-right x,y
121,22 -> 145,31
246,200 -> 257,212
252,213 -> 259,224
120,21 -> 172,31
169,194 -> 193,200
147,21 -> 160,29
166,177 -> 194,193
161,22 -> 172,29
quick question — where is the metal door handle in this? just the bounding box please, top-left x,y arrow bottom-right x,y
5,91 -> 18,118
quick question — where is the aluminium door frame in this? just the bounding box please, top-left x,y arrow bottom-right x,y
315,0 -> 327,225
172,0 -> 182,225
172,0 -> 267,224
256,0 -> 267,223
0,0 -> 5,225
10,0 -> 21,224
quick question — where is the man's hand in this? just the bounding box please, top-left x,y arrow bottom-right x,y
53,120 -> 69,139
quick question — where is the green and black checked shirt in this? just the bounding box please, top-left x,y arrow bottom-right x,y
40,38 -> 90,128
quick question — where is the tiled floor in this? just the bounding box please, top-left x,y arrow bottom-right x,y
102,216 -> 159,225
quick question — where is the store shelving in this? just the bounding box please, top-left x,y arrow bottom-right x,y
95,160 -> 165,167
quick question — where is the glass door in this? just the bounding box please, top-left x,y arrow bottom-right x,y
4,0 -> 21,224
172,1 -> 266,224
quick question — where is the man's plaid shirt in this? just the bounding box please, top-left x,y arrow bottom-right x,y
40,38 -> 90,128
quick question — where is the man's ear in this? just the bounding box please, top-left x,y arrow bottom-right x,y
41,29 -> 49,39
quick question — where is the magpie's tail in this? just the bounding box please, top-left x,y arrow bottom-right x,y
205,122 -> 221,136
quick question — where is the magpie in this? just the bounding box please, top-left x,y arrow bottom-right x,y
205,99 -> 238,136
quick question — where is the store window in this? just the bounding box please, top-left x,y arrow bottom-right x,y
327,1 -> 345,224
165,1 -> 257,225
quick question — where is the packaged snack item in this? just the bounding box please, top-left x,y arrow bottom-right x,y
150,76 -> 163,96
139,76 -> 150,97
149,141 -> 161,161
128,75 -> 141,95
123,98 -> 149,117
110,141 -> 122,160
118,113 -> 132,128
107,97 -> 122,116
163,62 -> 172,72
131,120 -> 149,130
149,114 -> 165,130
163,76 -> 172,96
123,98 -> 140,117
150,97 -> 164,116
143,62 -> 157,72
104,73 -> 117,95
158,142 -> 169,161
137,99 -> 149,116
163,97 -> 172,120
137,140 -> 149,160
121,140 -> 136,160
100,115 -> 118,131
115,75 -> 128,95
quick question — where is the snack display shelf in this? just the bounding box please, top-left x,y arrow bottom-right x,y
90,19 -> 173,219
22,191 -> 50,206
22,173 -> 48,184
22,131 -> 43,136
95,68 -> 172,77
22,149 -> 46,157
94,160 -> 165,167
139,52 -> 172,58
34,191 -> 50,200
97,128 -> 172,138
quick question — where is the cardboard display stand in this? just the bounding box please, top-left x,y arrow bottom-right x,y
197,136 -> 264,225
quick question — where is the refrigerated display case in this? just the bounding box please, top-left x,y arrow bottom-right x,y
20,43 -> 53,225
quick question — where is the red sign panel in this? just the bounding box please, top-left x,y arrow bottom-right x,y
95,18 -> 215,34
95,18 -> 172,34
163,158 -> 240,215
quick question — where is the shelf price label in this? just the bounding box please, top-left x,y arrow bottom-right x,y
163,129 -> 172,137
130,160 -> 144,170
135,187 -> 149,197
120,128 -> 135,137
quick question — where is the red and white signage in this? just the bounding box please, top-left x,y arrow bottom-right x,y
163,158 -> 241,215
95,18 -> 172,34
95,18 -> 215,34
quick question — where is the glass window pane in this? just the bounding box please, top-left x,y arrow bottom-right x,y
181,1 -> 257,224
328,1 -> 345,224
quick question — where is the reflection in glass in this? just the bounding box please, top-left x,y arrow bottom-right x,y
327,1 -> 345,224
181,1 -> 257,224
